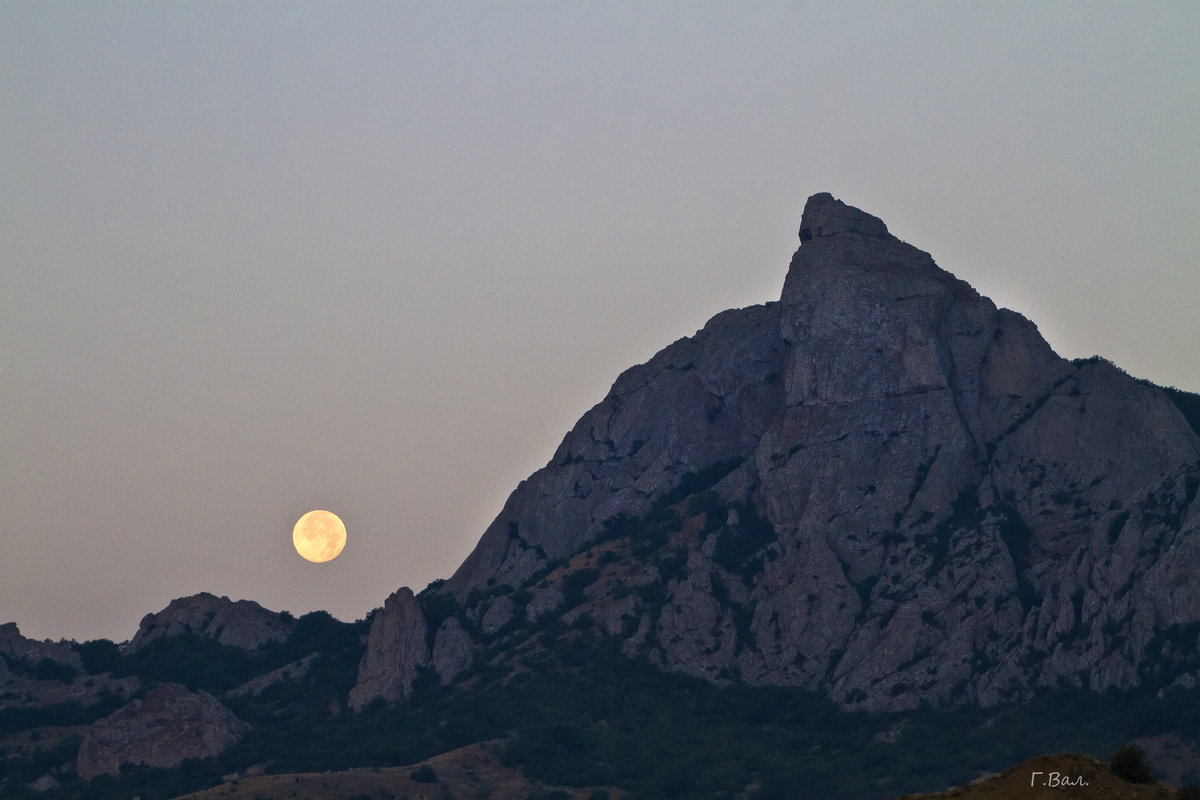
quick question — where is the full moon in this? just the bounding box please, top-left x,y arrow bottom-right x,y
292,510 -> 347,563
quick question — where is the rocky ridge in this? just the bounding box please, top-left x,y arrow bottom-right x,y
130,591 -> 295,652
352,192 -> 1200,712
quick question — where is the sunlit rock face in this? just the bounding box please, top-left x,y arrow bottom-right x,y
129,592 -> 295,652
396,193 -> 1200,712
76,683 -> 250,779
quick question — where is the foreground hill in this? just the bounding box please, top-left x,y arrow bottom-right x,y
168,740 -> 618,800
892,752 -> 1187,800
169,751 -> 1186,800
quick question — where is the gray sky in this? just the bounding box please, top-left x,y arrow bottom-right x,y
3,2 -> 1197,643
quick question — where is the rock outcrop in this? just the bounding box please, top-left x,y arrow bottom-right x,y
348,588 -> 430,709
415,192 -> 1200,711
130,592 -> 295,652
430,616 -> 475,686
0,622 -> 82,670
75,683 -> 250,779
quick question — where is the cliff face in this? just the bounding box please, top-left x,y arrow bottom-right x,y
354,193 -> 1200,712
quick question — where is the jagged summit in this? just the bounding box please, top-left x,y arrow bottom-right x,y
352,194 -> 1200,713
798,191 -> 890,242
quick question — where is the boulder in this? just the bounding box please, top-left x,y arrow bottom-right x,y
76,683 -> 250,779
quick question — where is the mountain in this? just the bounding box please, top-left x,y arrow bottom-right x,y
6,192 -> 1200,799
353,191 -> 1200,712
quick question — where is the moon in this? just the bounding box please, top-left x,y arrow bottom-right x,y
292,510 -> 347,563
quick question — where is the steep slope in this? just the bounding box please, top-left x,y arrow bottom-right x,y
355,193 -> 1200,712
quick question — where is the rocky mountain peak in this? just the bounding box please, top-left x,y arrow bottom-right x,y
797,191 -> 890,242
353,193 -> 1200,714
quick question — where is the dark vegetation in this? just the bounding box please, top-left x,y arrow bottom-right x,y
659,457 -> 744,507
1110,744 -> 1155,784
409,763 -> 438,783
7,621 -> 1200,800
0,695 -> 125,738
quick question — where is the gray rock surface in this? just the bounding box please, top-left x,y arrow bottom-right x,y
27,774 -> 59,792
76,683 -> 250,779
430,617 -> 474,685
426,192 -> 1200,711
348,587 -> 430,709
129,592 -> 295,652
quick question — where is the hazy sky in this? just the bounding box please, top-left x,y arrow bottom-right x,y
3,2 -> 1198,643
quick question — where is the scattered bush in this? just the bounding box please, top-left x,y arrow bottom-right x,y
561,568 -> 601,607
659,457 -> 745,507
1109,744 -> 1153,783
75,638 -> 123,673
713,503 -> 777,583
32,657 -> 77,683
410,763 -> 438,783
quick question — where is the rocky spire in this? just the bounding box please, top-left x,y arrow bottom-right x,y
348,587 -> 430,709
